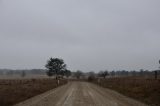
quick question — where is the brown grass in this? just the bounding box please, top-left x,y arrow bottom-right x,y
92,77 -> 160,106
0,78 -> 67,106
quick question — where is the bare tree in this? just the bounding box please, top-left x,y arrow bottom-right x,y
98,70 -> 109,78
21,71 -> 26,77
74,70 -> 83,79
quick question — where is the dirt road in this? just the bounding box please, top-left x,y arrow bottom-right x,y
15,82 -> 147,106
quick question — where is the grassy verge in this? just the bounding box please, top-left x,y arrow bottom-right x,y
91,77 -> 160,106
0,78 -> 67,106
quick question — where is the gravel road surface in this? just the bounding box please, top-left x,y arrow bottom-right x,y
15,81 -> 147,106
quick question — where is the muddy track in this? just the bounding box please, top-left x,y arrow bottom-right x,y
15,82 -> 147,106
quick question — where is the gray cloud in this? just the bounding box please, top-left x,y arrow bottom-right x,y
0,0 -> 160,71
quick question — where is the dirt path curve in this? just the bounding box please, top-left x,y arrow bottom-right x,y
15,82 -> 147,106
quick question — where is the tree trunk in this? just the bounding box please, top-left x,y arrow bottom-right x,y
155,71 -> 157,80
55,74 -> 58,80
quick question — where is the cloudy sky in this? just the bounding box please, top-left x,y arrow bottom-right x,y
0,0 -> 160,71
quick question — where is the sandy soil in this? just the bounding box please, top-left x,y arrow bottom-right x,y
15,81 -> 147,106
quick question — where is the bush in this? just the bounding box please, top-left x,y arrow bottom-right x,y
88,76 -> 95,82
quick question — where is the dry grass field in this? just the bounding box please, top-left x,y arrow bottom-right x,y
0,78 -> 67,106
92,77 -> 160,106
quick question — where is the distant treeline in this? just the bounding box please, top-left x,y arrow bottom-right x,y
72,69 -> 160,79
0,69 -> 160,79
106,69 -> 160,77
0,69 -> 45,76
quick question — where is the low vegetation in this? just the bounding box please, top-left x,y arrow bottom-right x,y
91,77 -> 160,106
0,78 -> 67,106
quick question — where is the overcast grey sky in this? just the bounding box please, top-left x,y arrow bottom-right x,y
0,0 -> 160,71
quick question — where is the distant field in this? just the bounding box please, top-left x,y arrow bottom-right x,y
92,77 -> 160,106
0,78 -> 67,106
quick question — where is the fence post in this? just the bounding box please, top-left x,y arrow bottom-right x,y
57,79 -> 59,86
